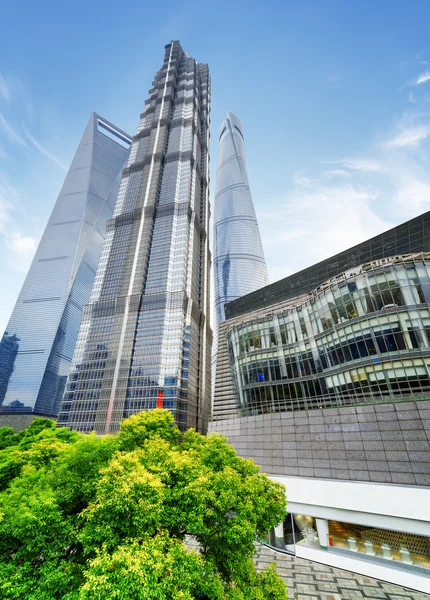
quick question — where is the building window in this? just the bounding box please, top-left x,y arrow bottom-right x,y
265,516 -> 430,572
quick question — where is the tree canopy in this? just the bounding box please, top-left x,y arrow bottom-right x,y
0,410 -> 287,599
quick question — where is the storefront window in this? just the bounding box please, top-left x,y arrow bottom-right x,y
328,520 -> 430,570
265,514 -> 320,553
265,516 -> 430,572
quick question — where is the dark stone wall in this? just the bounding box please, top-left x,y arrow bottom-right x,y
207,399 -> 430,486
0,413 -> 54,432
225,211 -> 430,319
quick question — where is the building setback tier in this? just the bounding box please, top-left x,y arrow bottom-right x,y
58,41 -> 212,434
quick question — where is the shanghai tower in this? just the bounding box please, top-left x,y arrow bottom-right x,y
214,112 -> 269,324
59,41 -> 212,434
212,112 -> 268,420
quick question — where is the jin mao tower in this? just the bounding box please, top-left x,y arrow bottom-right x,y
59,41 -> 211,434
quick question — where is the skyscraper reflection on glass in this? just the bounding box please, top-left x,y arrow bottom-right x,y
58,41 -> 212,434
213,112 -> 269,326
0,113 -> 131,422
212,112 -> 268,418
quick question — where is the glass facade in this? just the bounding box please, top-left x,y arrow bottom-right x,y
0,113 -> 130,418
212,112 -> 269,416
213,111 -> 268,326
266,516 -> 430,572
226,211 -> 430,320
58,41 -> 212,434
227,254 -> 430,416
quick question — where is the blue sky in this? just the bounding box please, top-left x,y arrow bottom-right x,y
1,0 -> 430,332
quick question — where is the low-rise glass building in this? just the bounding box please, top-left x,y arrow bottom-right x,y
227,254 -> 430,416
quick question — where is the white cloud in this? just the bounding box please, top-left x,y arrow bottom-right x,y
323,169 -> 351,178
267,264 -> 295,283
3,234 -> 38,273
416,71 -> 430,85
259,179 -> 390,280
0,74 -> 29,105
0,112 -> 29,148
4,232 -> 38,271
259,109 -> 430,286
0,192 -> 11,232
390,173 -> 430,216
23,124 -> 68,172
326,157 -> 382,172
4,231 -> 38,254
408,91 -> 416,104
0,181 -> 41,273
292,172 -> 314,187
402,69 -> 430,91
383,124 -> 430,148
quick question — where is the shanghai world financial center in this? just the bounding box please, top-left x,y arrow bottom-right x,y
0,113 -> 131,422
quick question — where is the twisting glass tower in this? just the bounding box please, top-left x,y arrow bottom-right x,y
58,41 -> 212,434
212,112 -> 268,419
213,112 -> 268,325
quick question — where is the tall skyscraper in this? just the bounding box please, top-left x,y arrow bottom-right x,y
212,112 -> 269,418
0,113 -> 131,426
58,41 -> 211,434
213,111 -> 268,326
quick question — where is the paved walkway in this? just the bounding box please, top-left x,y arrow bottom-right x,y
255,544 -> 430,600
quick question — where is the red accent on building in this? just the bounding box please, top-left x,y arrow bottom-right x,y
156,391 -> 163,408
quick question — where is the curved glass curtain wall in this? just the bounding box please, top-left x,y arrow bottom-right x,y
227,254 -> 430,415
213,112 -> 269,326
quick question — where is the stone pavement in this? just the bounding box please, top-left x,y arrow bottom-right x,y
255,544 -> 430,600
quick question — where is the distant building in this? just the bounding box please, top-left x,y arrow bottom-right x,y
212,112 -> 268,416
210,211 -> 430,594
58,41 -> 212,435
0,113 -> 131,426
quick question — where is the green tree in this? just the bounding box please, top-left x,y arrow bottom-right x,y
0,410 -> 287,599
0,427 -> 19,450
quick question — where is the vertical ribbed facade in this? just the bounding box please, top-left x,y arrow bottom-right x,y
212,112 -> 268,420
0,113 -> 131,421
58,41 -> 212,434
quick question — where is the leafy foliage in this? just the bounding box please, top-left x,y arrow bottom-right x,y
0,427 -> 19,450
0,411 -> 287,599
